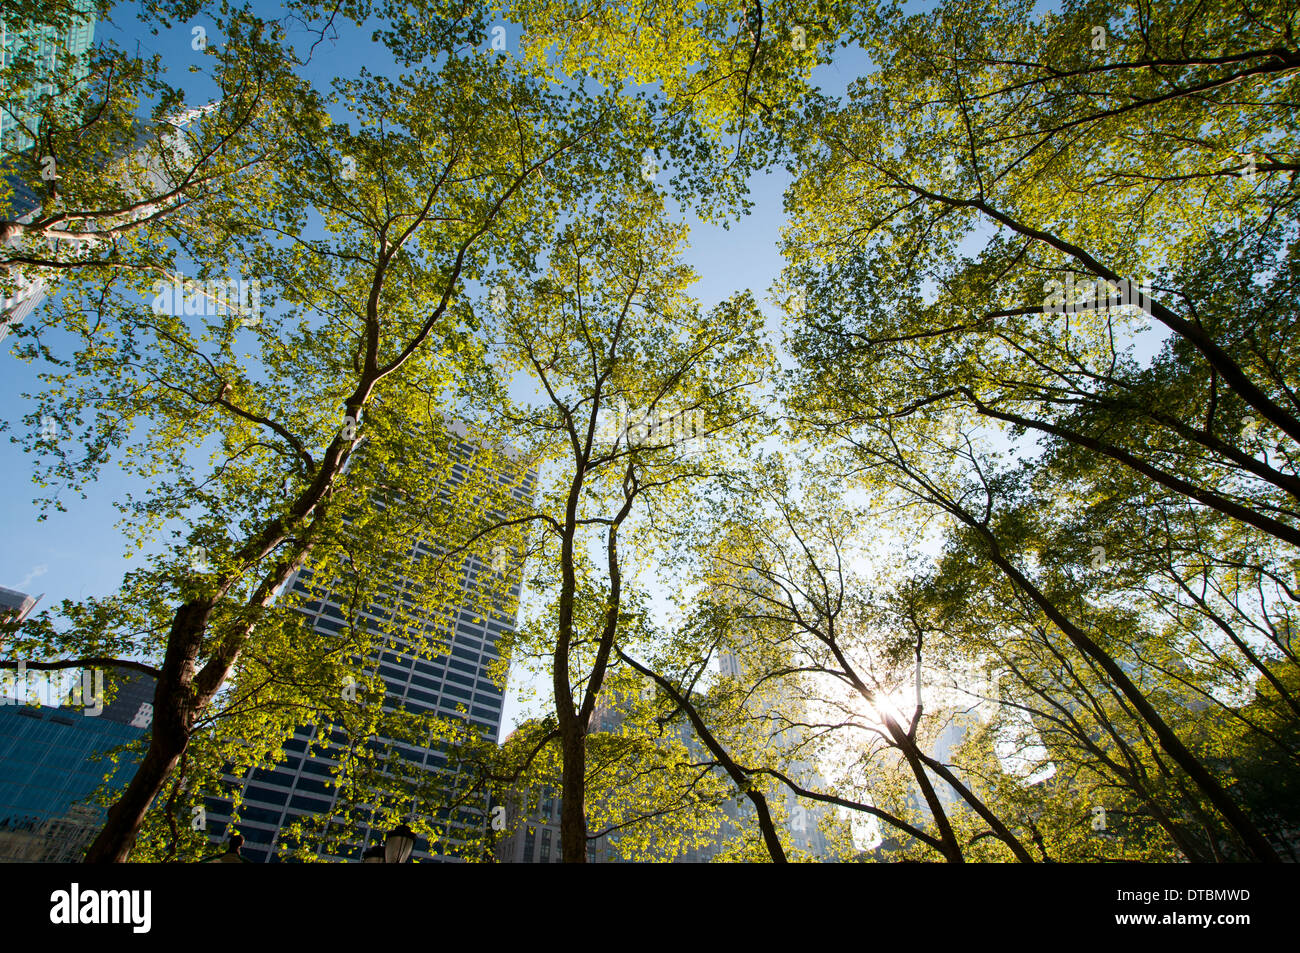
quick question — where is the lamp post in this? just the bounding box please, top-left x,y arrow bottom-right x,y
385,823 -> 416,863
204,833 -> 247,863
362,823 -> 416,863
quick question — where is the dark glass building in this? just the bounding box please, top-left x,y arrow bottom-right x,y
0,670 -> 155,861
207,424 -> 534,862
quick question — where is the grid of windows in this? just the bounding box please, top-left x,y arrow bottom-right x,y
0,673 -> 153,862
207,435 -> 534,862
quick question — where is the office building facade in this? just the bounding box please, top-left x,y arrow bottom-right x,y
0,669 -> 154,862
207,425 -> 534,862
0,1 -> 97,154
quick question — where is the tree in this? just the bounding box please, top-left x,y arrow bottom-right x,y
3,37 -> 612,860
783,0 -> 1300,550
669,456 -> 1036,861
788,403 -> 1282,858
921,521 -> 1236,862
486,675 -> 750,863
1,4 -> 311,332
501,0 -> 867,220
467,183 -> 774,860
780,0 -> 1297,862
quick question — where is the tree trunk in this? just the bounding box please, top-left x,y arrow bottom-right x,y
974,527 -> 1281,862
84,544 -> 308,861
917,751 -> 1036,861
84,599 -> 213,862
558,718 -> 588,862
890,722 -> 964,862
616,647 -> 788,862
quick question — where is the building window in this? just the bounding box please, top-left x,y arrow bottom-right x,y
540,827 -> 551,861
524,824 -> 535,862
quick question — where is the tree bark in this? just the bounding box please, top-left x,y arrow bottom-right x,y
888,721 -> 964,862
915,749 -> 1036,862
558,717 -> 589,863
84,600 -> 213,862
84,543 -> 310,861
617,648 -> 788,862
553,461 -> 588,862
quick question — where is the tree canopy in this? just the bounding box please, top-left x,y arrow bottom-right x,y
1,0 -> 1297,864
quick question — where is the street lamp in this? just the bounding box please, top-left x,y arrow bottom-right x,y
384,823 -> 416,863
362,823 -> 416,863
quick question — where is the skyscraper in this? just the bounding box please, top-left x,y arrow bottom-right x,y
206,423 -> 534,862
1,9 -> 213,343
0,585 -> 41,656
0,585 -> 40,626
0,1 -> 98,154
0,669 -> 154,862
1,150 -> 45,340
2,103 -> 223,343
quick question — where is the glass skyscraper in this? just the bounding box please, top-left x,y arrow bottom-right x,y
1,1 -> 96,339
207,424 -> 534,862
0,0 -> 98,154
0,670 -> 154,862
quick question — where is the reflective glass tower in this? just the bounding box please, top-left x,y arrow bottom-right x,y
1,0 -> 96,338
0,1 -> 98,154
0,670 -> 154,862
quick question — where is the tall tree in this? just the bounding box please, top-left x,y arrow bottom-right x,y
3,44 -> 610,860
780,0 -> 1298,862
783,0 -> 1300,550
679,456 -> 1036,861
469,184 -> 773,860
